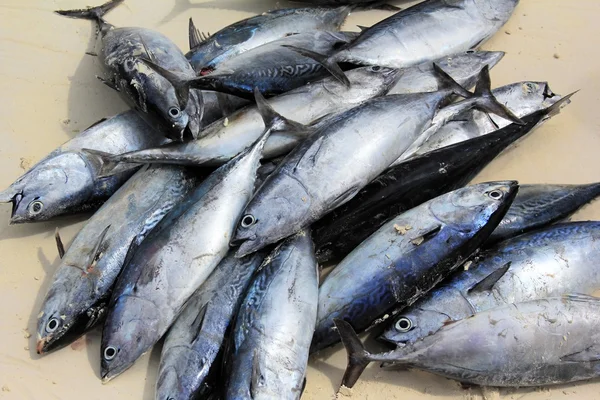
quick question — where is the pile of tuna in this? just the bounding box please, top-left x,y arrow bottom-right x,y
5,0 -> 600,398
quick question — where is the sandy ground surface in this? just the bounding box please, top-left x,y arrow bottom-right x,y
1,0 -> 600,399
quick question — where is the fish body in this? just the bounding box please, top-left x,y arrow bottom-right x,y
312,182 -> 518,351
332,0 -> 519,68
226,230 -> 318,400
312,99 -> 563,264
404,81 -> 563,159
35,165 -> 199,354
100,129 -> 271,382
388,51 -> 505,95
381,221 -> 600,347
156,251 -> 266,400
96,66 -> 400,169
186,7 -> 350,72
232,90 -> 453,257
0,111 -> 166,223
191,31 -> 358,98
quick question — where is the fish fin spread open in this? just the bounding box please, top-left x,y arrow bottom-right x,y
54,228 -> 66,259
138,58 -> 190,110
253,87 -> 309,135
472,66 -> 525,125
55,0 -> 123,30
188,17 -> 208,50
334,319 -> 373,389
467,261 -> 511,294
282,45 -> 350,88
432,63 -> 472,99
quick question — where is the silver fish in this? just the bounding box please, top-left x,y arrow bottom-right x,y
330,0 -> 519,68
56,0 -> 204,140
231,66 -> 518,257
381,221 -> 600,347
87,66 -> 400,173
226,230 -> 318,400
186,7 -> 351,72
100,122 -> 271,382
401,81 -> 564,159
337,295 -> 600,387
35,165 -> 199,354
156,250 -> 267,400
0,111 -> 166,223
312,181 -> 518,351
388,51 -> 505,95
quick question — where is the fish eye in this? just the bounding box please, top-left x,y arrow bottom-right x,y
46,318 -> 60,333
395,317 -> 413,332
29,200 -> 44,215
168,107 -> 180,118
240,214 -> 256,228
104,346 -> 118,361
466,50 -> 475,54
370,66 -> 381,72
488,190 -> 504,200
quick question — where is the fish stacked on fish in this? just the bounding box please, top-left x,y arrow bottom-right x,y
7,0 -> 600,398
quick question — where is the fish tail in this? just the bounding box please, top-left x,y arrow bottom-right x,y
333,319 -> 373,388
432,63 -> 472,99
252,87 -> 309,135
282,45 -> 350,88
469,65 -> 526,125
81,148 -> 129,178
55,0 -> 123,23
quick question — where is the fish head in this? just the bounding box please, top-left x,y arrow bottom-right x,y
231,176 -> 312,257
36,283 -> 105,354
379,308 -> 452,347
436,50 -> 505,80
429,181 -> 519,233
1,153 -> 95,223
496,82 -> 563,119
101,294 -> 161,382
336,66 -> 402,98
127,59 -> 197,141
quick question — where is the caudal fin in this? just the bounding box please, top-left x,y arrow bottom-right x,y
81,148 -> 139,178
471,66 -> 525,125
432,63 -> 472,99
55,0 -> 123,22
252,87 -> 309,134
333,319 -> 372,388
282,45 -> 350,87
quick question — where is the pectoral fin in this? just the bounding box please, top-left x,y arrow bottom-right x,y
467,262 -> 511,294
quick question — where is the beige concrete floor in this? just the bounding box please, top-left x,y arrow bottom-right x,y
1,0 -> 600,399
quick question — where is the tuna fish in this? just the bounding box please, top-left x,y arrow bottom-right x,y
100,118 -> 272,382
0,111 -> 166,223
156,250 -> 267,400
381,221 -> 600,347
226,230 -> 318,400
337,295 -> 600,387
35,165 -> 199,354
312,182 -> 518,352
186,7 -> 351,72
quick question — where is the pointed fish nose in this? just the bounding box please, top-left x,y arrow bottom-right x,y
0,186 -> 16,203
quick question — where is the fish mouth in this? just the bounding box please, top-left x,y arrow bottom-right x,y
5,192 -> 24,224
36,338 -> 47,355
486,51 -> 506,70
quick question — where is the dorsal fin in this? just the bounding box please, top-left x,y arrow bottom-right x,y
55,228 -> 65,259
468,262 -> 511,294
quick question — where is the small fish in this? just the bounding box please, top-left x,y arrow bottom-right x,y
312,93 -> 573,263
328,0 -> 519,69
56,0 -> 204,140
83,66 -> 400,175
100,105 -> 273,382
156,250 -> 267,400
226,230 -> 318,400
388,51 -> 505,95
381,221 -> 600,347
312,181 -> 518,352
186,7 -> 351,72
0,111 -> 166,223
35,165 -> 199,354
185,31 -> 359,99
337,295 -> 600,387
231,66 -> 520,257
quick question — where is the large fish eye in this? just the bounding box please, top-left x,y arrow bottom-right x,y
369,66 -> 381,72
395,317 -> 413,332
29,200 -> 44,215
168,107 -> 181,118
487,190 -> 504,200
104,346 -> 118,361
240,214 -> 256,228
46,318 -> 60,333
